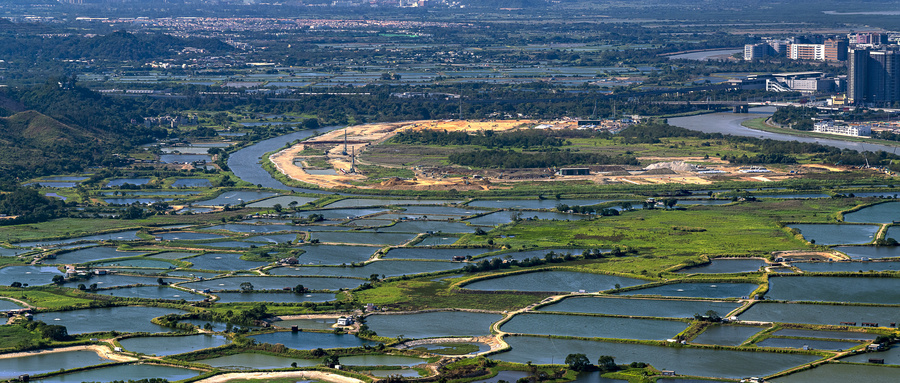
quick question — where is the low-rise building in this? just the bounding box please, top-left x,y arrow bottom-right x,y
813,121 -> 872,136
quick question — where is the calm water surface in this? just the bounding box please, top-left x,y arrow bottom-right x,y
676,259 -> 766,274
34,306 -> 187,334
501,313 -> 688,340
464,271 -> 646,292
250,331 -> 377,349
538,297 -> 741,318
119,334 -> 229,356
34,363 -> 199,382
738,302 -> 900,325
0,350 -> 110,379
766,276 -> 900,303
365,311 -> 502,339
493,336 -> 819,379
691,325 -> 763,346
198,352 -> 319,369
770,363 -> 899,383
617,283 -> 757,298
787,224 -> 879,245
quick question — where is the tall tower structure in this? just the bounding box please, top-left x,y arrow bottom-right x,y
848,48 -> 868,104
848,48 -> 900,106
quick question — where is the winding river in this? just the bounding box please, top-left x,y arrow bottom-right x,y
668,107 -> 900,153
228,126 -> 345,194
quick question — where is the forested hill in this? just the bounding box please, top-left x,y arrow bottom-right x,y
0,30 -> 234,62
0,81 -> 168,181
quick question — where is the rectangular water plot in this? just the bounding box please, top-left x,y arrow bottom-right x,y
339,355 -> 426,367
691,325 -> 763,346
45,247 -> 147,264
771,328 -> 876,341
272,317 -> 336,330
756,337 -> 861,350
205,223 -> 295,233
106,178 -> 151,187
766,276 -> 900,304
296,245 -> 378,265
119,334 -> 229,356
843,202 -> 900,224
181,276 -> 365,291
770,363 -> 899,383
198,352 -> 319,370
325,199 -> 458,208
157,232 -> 227,241
383,247 -> 491,260
0,265 -> 63,287
676,258 -> 766,274
0,350 -> 112,379
244,234 -> 298,244
311,231 -> 419,245
467,199 -> 610,210
214,292 -> 335,303
787,224 -> 879,245
93,286 -> 206,301
249,331 -> 377,350
500,313 -> 688,340
34,363 -> 200,383
92,258 -> 176,269
184,253 -> 270,271
464,271 -> 646,293
795,261 -> 900,273
617,283 -> 758,299
172,178 -> 213,187
366,220 -> 479,234
247,195 -> 318,208
415,236 -> 460,246
738,302 -> 900,326
34,306 -> 187,334
492,336 -> 819,379
365,311 -> 502,339
15,231 -> 140,248
537,297 -> 742,319
60,274 -> 183,289
833,246 -> 900,260
268,260 -> 462,278
302,208 -> 389,220
195,191 -> 279,206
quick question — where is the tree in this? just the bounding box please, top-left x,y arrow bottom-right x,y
51,275 -> 65,285
597,355 -> 617,371
157,277 -> 167,286
293,284 -> 307,293
240,281 -> 254,293
9,282 -> 21,288
565,353 -> 591,371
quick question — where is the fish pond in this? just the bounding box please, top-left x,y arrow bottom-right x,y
310,231 -> 419,245
198,353 -> 319,370
0,266 -> 63,287
35,363 -> 200,383
787,224 -> 879,245
382,247 -> 492,260
794,261 -> 900,272
0,350 -> 111,379
676,258 -> 766,274
268,260 -> 461,278
770,363 -> 900,383
690,325 -> 763,346
296,245 -> 378,265
34,306 -> 187,334
339,355 -> 426,366
272,317 -> 336,330
492,336 -> 819,379
45,247 -> 147,264
843,202 -> 900,224
840,346 -> 900,364
738,302 -> 900,326
181,276 -> 365,291
364,311 -> 502,339
755,338 -> 861,350
184,253 -> 269,271
766,276 -> 900,304
325,199 -> 458,208
194,191 -> 279,206
119,334 -> 230,356
617,283 -> 758,299
92,286 -> 206,301
214,292 -> 335,303
833,246 -> 900,260
537,297 -> 741,318
770,329 -> 876,341
500,313 -> 688,340
249,331 -> 377,350
463,271 -> 646,293
467,199 -> 610,210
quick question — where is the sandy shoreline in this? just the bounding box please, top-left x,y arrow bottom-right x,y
0,344 -> 136,362
194,370 -> 367,383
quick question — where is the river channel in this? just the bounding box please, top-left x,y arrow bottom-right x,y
668,108 -> 900,153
